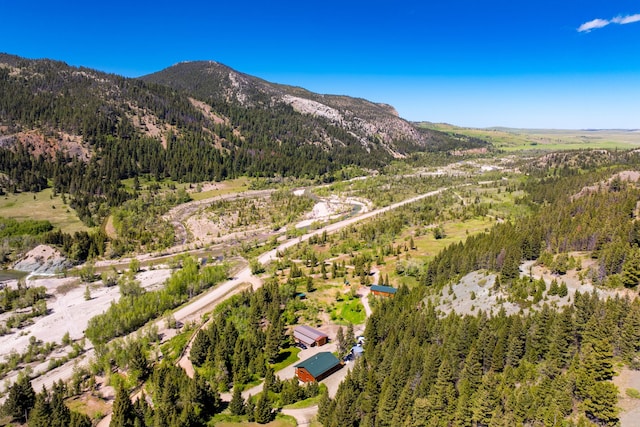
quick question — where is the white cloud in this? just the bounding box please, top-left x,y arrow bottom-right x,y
578,18 -> 610,32
612,14 -> 640,25
578,13 -> 640,32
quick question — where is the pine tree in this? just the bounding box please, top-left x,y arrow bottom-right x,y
471,372 -> 500,427
346,323 -> 355,350
622,247 -> 640,287
245,395 -> 256,422
190,329 -> 211,367
50,381 -> 71,427
332,377 -> 359,427
425,358 -> 458,425
621,302 -> 640,367
29,387 -> 51,427
265,319 -> 283,364
254,388 -> 272,424
280,378 -> 300,405
558,282 -> 568,297
410,397 -> 430,427
110,385 -> 136,427
129,341 -> 150,382
263,366 -> 276,394
376,377 -> 401,427
337,327 -> 347,356
317,389 -> 333,426
491,334 -> 506,372
580,381 -> 619,426
188,371 -> 220,419
4,374 -> 35,422
213,346 -> 230,390
133,393 -> 154,427
390,382 -> 414,426
229,384 -> 245,415
583,339 -> 614,382
178,401 -> 200,427
70,411 -> 92,427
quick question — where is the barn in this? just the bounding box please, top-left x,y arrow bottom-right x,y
295,352 -> 343,383
293,325 -> 328,347
370,284 -> 397,297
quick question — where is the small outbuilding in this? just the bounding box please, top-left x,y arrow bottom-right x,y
294,325 -> 328,347
295,352 -> 343,383
370,284 -> 397,297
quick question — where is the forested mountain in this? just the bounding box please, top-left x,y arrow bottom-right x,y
0,53 -> 486,226
140,60 -> 454,156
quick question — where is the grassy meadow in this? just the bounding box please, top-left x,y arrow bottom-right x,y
0,187 -> 87,233
419,122 -> 640,151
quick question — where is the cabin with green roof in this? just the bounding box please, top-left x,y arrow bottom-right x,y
294,352 -> 343,383
370,284 -> 397,297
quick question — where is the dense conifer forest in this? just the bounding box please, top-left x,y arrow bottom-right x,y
320,288 -> 628,426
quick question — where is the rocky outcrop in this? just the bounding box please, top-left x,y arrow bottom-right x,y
12,245 -> 70,275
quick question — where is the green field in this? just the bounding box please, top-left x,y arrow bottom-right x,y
211,415 -> 297,427
0,188 -> 87,233
189,177 -> 252,201
332,298 -> 366,325
419,122 -> 640,151
270,346 -> 302,372
120,176 -> 252,201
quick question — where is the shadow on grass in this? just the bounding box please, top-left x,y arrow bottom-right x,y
272,349 -> 293,365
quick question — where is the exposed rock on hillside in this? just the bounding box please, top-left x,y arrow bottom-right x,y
141,60 -> 471,156
13,245 -> 70,275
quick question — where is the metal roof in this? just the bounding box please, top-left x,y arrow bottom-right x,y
371,284 -> 397,294
294,330 -> 316,346
294,352 -> 341,378
294,325 -> 328,341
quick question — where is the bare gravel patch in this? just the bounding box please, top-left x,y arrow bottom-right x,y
614,368 -> 640,427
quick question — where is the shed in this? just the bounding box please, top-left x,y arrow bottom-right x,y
294,325 -> 328,347
370,284 -> 397,297
295,352 -> 343,383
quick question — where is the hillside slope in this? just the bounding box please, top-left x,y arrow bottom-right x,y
141,60 -> 436,157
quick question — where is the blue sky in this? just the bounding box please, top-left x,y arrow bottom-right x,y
3,0 -> 639,128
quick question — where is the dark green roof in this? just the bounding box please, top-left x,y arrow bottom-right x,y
294,352 -> 341,378
371,284 -> 397,294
